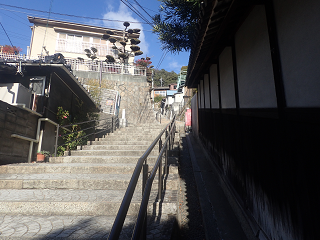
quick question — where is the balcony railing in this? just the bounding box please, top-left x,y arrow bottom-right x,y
0,52 -> 27,60
0,53 -> 146,76
56,39 -> 114,57
65,59 -> 146,76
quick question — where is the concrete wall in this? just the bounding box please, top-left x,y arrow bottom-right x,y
235,5 -> 277,108
0,83 -> 32,107
74,71 -> 152,124
274,0 -> 320,107
209,64 -> 219,109
0,101 -> 38,164
174,93 -> 184,103
191,93 -> 199,137
219,47 -> 236,108
204,74 -> 210,109
199,80 -> 204,108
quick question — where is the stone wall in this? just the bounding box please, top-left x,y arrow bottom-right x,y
0,101 -> 38,165
74,71 -> 156,125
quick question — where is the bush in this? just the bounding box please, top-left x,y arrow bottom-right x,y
56,106 -> 96,156
154,95 -> 163,103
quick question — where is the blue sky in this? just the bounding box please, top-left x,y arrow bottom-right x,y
0,0 -> 190,73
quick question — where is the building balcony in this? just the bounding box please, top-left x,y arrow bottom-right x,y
55,39 -> 114,57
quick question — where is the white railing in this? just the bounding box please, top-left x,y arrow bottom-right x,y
0,53 -> 146,76
56,39 -> 114,57
0,53 -> 28,60
65,59 -> 146,76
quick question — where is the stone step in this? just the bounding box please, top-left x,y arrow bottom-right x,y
78,144 -> 150,151
0,173 -> 179,190
0,163 -> 137,174
67,149 -> 159,157
95,135 -> 159,141
0,163 -> 179,175
88,140 -> 153,146
49,156 -> 158,164
117,128 -> 162,132
0,189 -> 177,216
109,130 -> 160,135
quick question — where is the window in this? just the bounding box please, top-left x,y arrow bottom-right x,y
66,34 -> 82,53
29,76 -> 46,96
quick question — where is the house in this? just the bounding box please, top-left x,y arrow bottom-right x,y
153,86 -> 169,98
24,16 -> 151,125
177,66 -> 187,93
0,59 -> 99,162
27,16 -> 139,64
168,83 -> 177,90
186,0 -> 320,239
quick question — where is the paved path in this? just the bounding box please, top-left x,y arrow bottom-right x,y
0,215 -> 136,240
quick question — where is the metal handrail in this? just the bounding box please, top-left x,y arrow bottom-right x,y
108,115 -> 176,240
132,120 -> 176,240
54,116 -> 119,156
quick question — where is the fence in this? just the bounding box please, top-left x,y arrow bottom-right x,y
56,39 -> 114,57
0,53 -> 146,76
65,59 -> 146,76
0,53 -> 27,60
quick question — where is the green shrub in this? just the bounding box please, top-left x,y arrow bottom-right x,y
154,95 -> 164,103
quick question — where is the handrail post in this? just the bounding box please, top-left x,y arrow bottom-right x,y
165,130 -> 168,175
168,125 -> 171,151
54,124 -> 59,157
159,139 -> 162,153
142,162 -> 148,240
158,153 -> 162,200
94,119 -> 96,141
111,117 -> 114,133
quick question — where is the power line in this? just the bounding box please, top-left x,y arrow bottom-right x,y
132,0 -> 153,20
0,7 -> 123,37
0,22 -> 15,48
0,9 -> 30,28
120,0 -> 153,27
128,0 -> 158,14
156,50 -> 168,69
120,0 -> 150,25
41,0 -> 53,57
0,3 -> 149,24
156,51 -> 165,69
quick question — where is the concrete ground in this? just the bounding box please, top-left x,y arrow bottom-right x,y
176,131 -> 258,240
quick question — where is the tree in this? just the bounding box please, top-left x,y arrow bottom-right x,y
102,22 -> 143,63
135,57 -> 154,82
152,0 -> 201,53
84,47 -> 98,61
153,69 -> 178,87
1,45 -> 22,54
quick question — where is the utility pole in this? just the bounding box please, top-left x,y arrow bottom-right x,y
160,77 -> 162,87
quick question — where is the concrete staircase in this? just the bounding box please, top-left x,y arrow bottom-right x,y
0,123 -> 180,239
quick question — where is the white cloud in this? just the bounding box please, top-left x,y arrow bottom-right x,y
102,3 -> 149,57
169,60 -> 182,72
